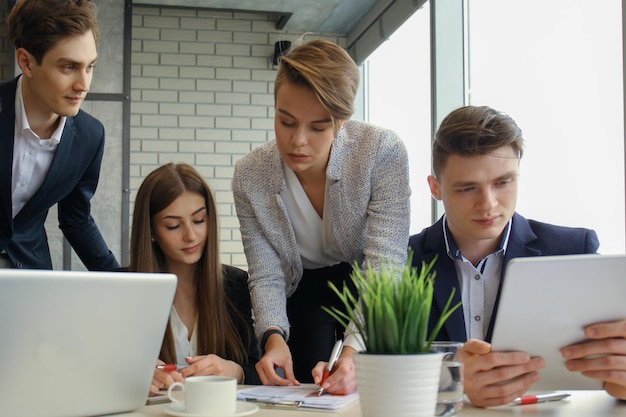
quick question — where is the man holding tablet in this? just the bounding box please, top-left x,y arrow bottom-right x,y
409,105 -> 626,407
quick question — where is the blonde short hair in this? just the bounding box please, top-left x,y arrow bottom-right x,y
274,39 -> 360,129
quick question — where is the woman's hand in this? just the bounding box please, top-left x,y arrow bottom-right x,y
312,346 -> 358,395
150,359 -> 183,394
255,333 -> 299,386
181,354 -> 245,384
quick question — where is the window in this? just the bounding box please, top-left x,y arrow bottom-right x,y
469,0 -> 625,253
364,5 -> 432,234
365,0 -> 625,253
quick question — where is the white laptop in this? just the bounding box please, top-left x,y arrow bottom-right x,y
490,254 -> 626,390
0,269 -> 177,417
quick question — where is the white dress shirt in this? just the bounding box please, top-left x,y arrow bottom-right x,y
443,215 -> 511,340
11,77 -> 66,218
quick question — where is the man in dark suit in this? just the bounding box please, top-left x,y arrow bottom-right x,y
0,0 -> 118,270
410,105 -> 626,406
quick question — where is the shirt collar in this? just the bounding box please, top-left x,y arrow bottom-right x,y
443,214 -> 512,261
15,76 -> 66,145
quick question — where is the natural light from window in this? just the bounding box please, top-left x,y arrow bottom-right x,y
469,0 -> 624,254
364,0 -> 624,253
364,4 -> 432,235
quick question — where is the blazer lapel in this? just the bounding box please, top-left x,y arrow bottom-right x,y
417,220 -> 467,342
257,146 -> 300,267
0,78 -> 18,233
16,118 -> 76,216
429,253 -> 466,342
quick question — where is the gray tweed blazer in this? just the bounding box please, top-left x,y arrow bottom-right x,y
232,119 -> 411,340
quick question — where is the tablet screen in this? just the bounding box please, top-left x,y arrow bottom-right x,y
490,254 -> 625,390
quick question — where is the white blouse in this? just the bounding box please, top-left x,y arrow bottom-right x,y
281,165 -> 345,269
170,307 -> 198,365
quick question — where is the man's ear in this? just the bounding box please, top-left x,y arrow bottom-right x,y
427,175 -> 442,200
16,48 -> 35,78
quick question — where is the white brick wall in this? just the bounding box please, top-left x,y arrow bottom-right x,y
131,5 -> 347,268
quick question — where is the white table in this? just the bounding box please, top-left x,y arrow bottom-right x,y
121,390 -> 626,417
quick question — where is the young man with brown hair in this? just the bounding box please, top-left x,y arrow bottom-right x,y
0,0 -> 118,270
410,105 -> 626,406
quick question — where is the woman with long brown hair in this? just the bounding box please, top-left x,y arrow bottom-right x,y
130,163 -> 260,393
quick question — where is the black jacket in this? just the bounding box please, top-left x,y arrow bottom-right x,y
222,264 -> 261,384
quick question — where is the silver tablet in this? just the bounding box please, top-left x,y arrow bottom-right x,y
491,254 -> 626,390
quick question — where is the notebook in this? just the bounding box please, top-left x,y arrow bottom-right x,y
0,269 -> 177,417
490,254 -> 626,390
237,384 -> 359,412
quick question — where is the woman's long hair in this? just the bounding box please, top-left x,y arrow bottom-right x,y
129,163 -> 247,364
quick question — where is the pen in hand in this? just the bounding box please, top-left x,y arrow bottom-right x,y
156,364 -> 187,372
513,392 -> 571,405
318,339 -> 343,396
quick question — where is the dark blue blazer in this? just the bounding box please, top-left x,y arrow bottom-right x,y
408,212 -> 600,343
0,77 -> 118,270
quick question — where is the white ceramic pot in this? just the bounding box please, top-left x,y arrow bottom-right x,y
354,351 -> 444,417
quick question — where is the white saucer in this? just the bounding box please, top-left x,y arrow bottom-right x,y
163,401 -> 259,417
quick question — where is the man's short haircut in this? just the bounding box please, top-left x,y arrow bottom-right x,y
6,0 -> 99,64
432,105 -> 525,178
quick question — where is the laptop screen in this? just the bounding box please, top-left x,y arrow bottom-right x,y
0,269 -> 176,417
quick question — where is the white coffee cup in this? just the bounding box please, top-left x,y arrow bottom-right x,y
167,375 -> 237,415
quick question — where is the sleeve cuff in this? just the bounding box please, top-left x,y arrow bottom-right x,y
261,328 -> 285,354
343,333 -> 365,352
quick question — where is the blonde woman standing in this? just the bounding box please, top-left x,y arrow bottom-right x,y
232,39 -> 410,393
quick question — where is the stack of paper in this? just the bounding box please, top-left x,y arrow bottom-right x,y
237,384 -> 359,412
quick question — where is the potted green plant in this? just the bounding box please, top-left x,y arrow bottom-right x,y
323,250 -> 461,417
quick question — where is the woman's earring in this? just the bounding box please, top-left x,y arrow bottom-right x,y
151,237 -> 155,243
